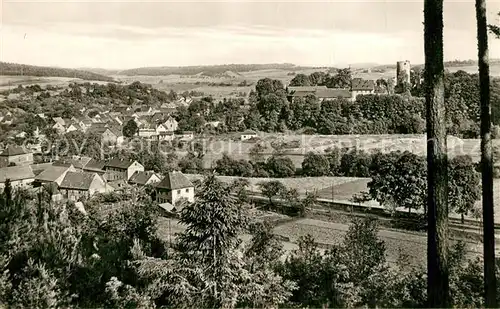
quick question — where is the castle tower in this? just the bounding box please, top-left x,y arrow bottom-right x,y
396,60 -> 411,85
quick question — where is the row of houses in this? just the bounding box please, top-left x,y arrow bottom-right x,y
286,78 -> 376,102
0,155 -> 195,211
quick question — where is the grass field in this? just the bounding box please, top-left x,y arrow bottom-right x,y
0,75 -> 109,91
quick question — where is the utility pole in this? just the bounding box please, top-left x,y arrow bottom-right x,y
424,0 -> 450,307
475,0 -> 497,306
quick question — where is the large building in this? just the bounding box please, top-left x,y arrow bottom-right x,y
0,165 -> 35,189
103,158 -> 145,181
286,78 -> 375,103
0,146 -> 34,167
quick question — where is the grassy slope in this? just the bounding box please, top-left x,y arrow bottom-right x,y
0,62 -> 115,82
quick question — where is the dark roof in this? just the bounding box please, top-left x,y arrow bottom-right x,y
316,88 -> 352,99
105,157 -> 137,169
129,171 -> 158,185
59,172 -> 97,190
83,159 -> 106,173
288,86 -> 327,92
0,165 -> 35,182
53,157 -> 92,169
288,90 -> 315,98
351,78 -> 375,91
0,145 -> 30,156
35,165 -> 72,182
156,171 -> 193,190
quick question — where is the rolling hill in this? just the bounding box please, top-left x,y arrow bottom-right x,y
116,63 -> 321,76
0,62 -> 115,82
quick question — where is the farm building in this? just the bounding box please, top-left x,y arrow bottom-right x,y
0,145 -> 34,167
0,165 -> 35,189
129,171 -> 162,186
59,172 -> 109,201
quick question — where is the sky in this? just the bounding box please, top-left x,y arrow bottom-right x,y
2,0 -> 500,69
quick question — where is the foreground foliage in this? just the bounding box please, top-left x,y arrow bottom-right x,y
0,176 -> 497,308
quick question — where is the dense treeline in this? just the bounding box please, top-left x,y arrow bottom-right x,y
0,175 -> 498,308
0,62 -> 114,82
216,148 -> 482,219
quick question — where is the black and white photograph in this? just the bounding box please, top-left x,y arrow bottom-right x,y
1,0 -> 500,307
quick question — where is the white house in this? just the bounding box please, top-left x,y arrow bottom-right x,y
156,124 -> 168,135
52,122 -> 66,134
155,171 -> 195,206
240,130 -> 258,141
163,117 -> 178,132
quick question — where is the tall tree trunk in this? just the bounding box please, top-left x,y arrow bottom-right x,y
424,0 -> 450,307
476,0 -> 498,306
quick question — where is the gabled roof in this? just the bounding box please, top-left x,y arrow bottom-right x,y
288,86 -> 327,93
53,117 -> 65,126
105,158 -> 138,170
156,171 -> 193,190
0,145 -> 30,157
129,171 -> 159,185
83,159 -> 106,173
241,130 -> 257,135
35,165 -> 72,182
316,88 -> 352,99
351,78 -> 375,91
59,172 -> 97,190
0,165 -> 35,182
53,156 -> 92,169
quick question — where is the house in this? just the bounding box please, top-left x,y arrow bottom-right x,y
78,119 -> 93,132
34,164 -> 76,186
138,126 -> 157,138
350,78 -> 375,99
155,171 -> 195,206
0,145 -> 34,167
156,132 -> 175,142
59,172 -> 108,201
178,131 -> 194,140
156,123 -> 168,135
53,117 -> 66,127
65,123 -> 81,134
316,88 -> 352,102
163,117 -> 178,132
52,122 -> 66,134
103,158 -> 144,181
240,130 -> 258,141
88,123 -> 122,144
83,158 -> 106,175
0,165 -> 35,189
128,171 -> 162,186
206,121 -> 221,128
53,156 -> 92,171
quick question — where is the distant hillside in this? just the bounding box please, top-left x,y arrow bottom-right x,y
0,62 -> 115,82
77,67 -> 121,76
117,63 -> 313,76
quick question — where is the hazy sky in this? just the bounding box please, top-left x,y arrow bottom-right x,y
2,0 -> 500,69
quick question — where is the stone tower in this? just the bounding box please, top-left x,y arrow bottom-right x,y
396,60 -> 411,86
